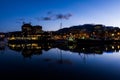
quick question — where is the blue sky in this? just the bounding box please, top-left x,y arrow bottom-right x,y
0,0 -> 120,32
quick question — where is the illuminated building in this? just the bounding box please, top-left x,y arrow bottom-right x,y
0,32 -> 5,41
7,23 -> 120,43
8,23 -> 44,42
32,25 -> 43,34
0,32 -> 5,38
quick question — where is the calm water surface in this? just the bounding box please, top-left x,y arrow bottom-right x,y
0,43 -> 120,80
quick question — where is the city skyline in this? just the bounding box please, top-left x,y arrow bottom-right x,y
0,0 -> 120,32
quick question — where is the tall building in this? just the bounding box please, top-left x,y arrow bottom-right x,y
32,25 -> 43,34
22,23 -> 32,36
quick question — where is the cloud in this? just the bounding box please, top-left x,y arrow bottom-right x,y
35,12 -> 72,21
35,16 -> 52,21
55,13 -> 72,20
41,17 -> 52,20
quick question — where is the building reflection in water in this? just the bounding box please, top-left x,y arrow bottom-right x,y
8,42 -> 120,57
0,41 -> 5,54
8,43 -> 52,58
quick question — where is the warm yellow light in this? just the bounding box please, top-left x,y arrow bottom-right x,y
26,44 -> 31,46
117,32 -> 120,35
32,43 -> 38,47
83,48 -> 85,50
118,45 -> 120,49
111,34 -> 114,36
48,46 -> 51,48
9,37 -> 15,40
112,46 -> 114,49
36,47 -> 41,49
105,48 -> 108,50
32,37 -> 37,40
10,44 -> 15,48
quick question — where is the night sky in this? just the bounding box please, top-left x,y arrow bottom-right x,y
0,0 -> 120,32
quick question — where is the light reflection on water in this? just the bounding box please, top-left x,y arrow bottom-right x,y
0,43 -> 120,80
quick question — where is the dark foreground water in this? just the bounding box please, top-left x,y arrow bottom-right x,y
0,43 -> 120,80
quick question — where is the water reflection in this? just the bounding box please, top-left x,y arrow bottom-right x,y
1,42 -> 120,79
0,41 -> 5,50
8,43 -> 52,58
7,42 -> 120,58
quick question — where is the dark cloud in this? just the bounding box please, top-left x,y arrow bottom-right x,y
35,12 -> 72,21
35,11 -> 53,21
41,17 -> 52,20
55,13 -> 72,20
35,16 -> 52,21
64,13 -> 72,19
